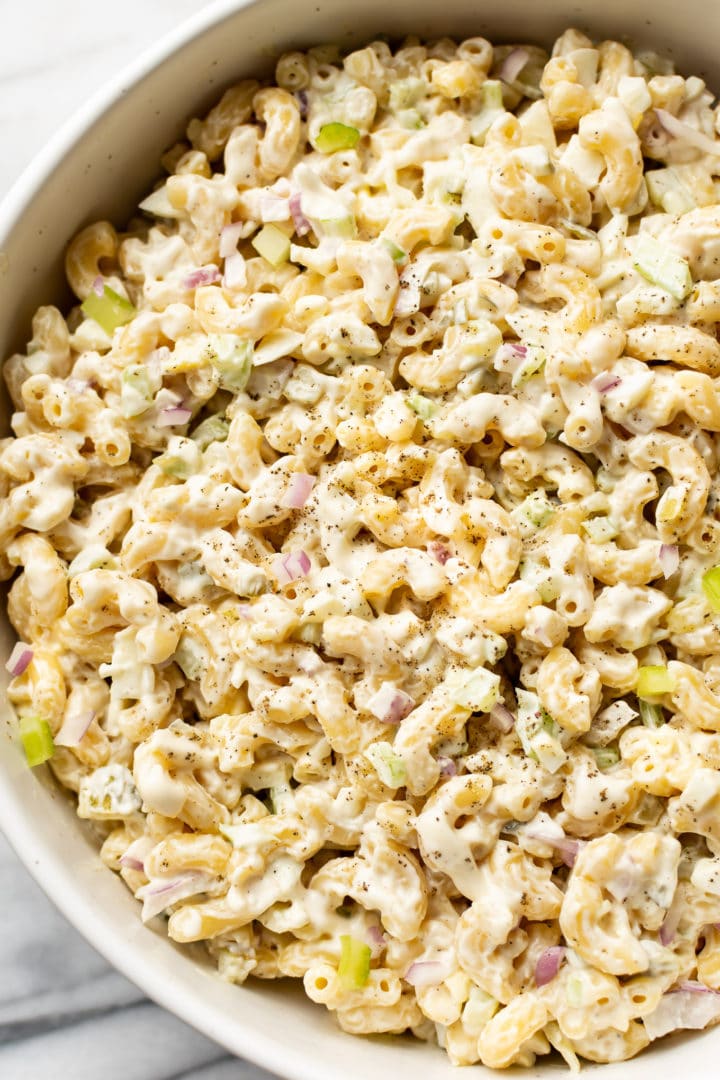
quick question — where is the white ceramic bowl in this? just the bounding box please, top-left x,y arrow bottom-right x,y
2,1 -> 720,1076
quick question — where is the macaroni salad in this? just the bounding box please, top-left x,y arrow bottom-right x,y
7,26 -> 720,1070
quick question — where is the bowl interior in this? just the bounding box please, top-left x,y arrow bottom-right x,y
1,1 -> 720,1077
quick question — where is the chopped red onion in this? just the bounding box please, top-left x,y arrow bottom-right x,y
219,222 -> 245,259
119,836 -> 155,873
499,47 -> 529,84
366,925 -> 386,957
677,981 -> 718,994
6,642 -> 33,677
404,959 -> 452,988
535,946 -> 566,987
281,472 -> 315,509
654,109 -> 720,155
659,915 -> 676,946
289,193 -> 311,237
367,683 -> 415,725
223,252 -> 247,290
428,541 -> 451,565
157,405 -> 193,428
490,703 -> 516,732
136,871 -> 211,922
295,90 -> 309,120
659,543 -> 679,579
183,265 -> 221,289
591,373 -> 622,394
55,710 -> 94,748
276,550 -> 311,584
644,987 -> 720,1041
437,755 -> 457,778
524,824 -> 583,868
91,275 -> 104,297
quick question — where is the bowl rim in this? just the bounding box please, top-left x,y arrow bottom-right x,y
0,3 -> 328,1077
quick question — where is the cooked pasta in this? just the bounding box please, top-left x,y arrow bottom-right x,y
6,26 -> 720,1069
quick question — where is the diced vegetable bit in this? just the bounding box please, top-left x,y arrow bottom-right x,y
513,490 -> 555,529
173,636 -> 205,681
156,436 -> 202,479
637,664 -> 675,698
318,215 -> 356,239
81,284 -> 136,335
639,700 -> 665,728
593,746 -> 621,769
451,667 -> 501,713
516,690 -> 567,773
702,565 -> 720,613
511,345 -> 546,387
251,224 -> 291,267
633,233 -> 693,301
19,715 -> 54,768
470,80 -> 505,144
389,77 -> 426,110
565,972 -> 585,1008
191,415 -> 230,450
315,122 -> 361,153
337,935 -> 371,989
581,516 -> 619,543
646,168 -> 697,216
204,334 -> 253,392
382,238 -> 408,264
120,366 -> 155,419
364,741 -> 407,789
406,391 -> 437,420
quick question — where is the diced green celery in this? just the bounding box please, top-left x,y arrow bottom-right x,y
382,238 -> 408,264
702,565 -> 720,613
397,109 -> 424,130
67,545 -> 118,576
389,78 -> 426,110
462,987 -> 499,1029
156,436 -> 202,479
633,233 -> 693,301
470,81 -> 505,144
566,973 -> 585,1008
516,690 -> 566,773
173,636 -> 204,681
269,784 -> 294,814
511,345 -> 546,387
581,516 -> 619,543
646,168 -> 697,216
204,334 -> 254,392
316,123 -> 361,153
558,218 -> 598,242
406,392 -> 437,420
337,935 -> 371,989
318,215 -> 356,239
120,365 -> 155,419
451,667 -> 501,713
251,224 -> 291,268
639,700 -> 665,728
593,746 -> 620,770
364,742 -> 407,788
191,415 -> 230,450
637,665 -> 675,698
19,715 -> 54,768
514,146 -> 554,177
513,490 -> 555,529
81,285 -> 136,335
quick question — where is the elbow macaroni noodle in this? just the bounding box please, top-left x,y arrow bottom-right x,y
7,27 -> 720,1069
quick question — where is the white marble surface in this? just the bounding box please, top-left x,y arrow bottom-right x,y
0,3 -> 274,1077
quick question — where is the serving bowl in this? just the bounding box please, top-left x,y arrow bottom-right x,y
2,0 -> 720,1076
